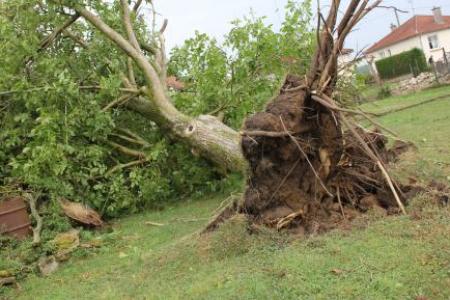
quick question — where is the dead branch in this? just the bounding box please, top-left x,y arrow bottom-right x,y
312,93 -> 401,139
144,221 -> 165,226
268,158 -> 302,204
0,277 -> 17,288
336,187 -> 346,219
240,125 -> 311,138
241,130 -> 293,138
276,210 -> 304,230
369,94 -> 450,117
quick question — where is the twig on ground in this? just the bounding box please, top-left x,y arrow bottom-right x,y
144,221 -> 165,226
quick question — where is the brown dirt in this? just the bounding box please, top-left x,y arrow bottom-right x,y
238,75 -> 413,235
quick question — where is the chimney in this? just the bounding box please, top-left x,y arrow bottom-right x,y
432,7 -> 443,24
390,23 -> 397,31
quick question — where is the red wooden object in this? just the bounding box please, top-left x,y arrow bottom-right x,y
0,197 -> 31,239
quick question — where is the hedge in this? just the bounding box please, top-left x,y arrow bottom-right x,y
375,48 -> 428,79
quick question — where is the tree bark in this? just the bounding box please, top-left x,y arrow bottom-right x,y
127,97 -> 246,173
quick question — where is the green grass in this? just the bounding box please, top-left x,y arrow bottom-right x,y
362,84 -> 450,183
361,84 -> 450,117
2,87 -> 450,300
360,82 -> 398,101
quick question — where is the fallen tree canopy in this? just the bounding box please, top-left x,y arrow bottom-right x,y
1,0 -> 314,216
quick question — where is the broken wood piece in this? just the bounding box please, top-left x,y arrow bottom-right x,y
276,210 -> 304,230
144,221 -> 165,226
0,276 -> 20,289
59,199 -> 103,227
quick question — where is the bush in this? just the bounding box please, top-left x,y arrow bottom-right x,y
377,85 -> 392,99
375,48 -> 427,80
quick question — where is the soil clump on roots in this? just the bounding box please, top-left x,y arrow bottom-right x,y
239,75 -> 411,235
205,75 -> 418,236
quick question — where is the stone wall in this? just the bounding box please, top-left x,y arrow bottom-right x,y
393,72 -> 450,95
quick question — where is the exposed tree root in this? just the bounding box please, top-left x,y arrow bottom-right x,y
204,76 -> 422,236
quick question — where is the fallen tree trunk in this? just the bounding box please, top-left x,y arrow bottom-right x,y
126,96 -> 245,172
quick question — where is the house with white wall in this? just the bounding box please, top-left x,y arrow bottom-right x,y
366,7 -> 450,73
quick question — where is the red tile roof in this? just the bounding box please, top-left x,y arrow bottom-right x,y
366,15 -> 450,53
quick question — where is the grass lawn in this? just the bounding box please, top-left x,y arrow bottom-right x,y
2,87 -> 450,300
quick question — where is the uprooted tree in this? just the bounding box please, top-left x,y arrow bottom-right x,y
2,0 -> 413,228
68,0 -> 410,232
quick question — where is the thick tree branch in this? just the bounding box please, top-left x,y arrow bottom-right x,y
72,6 -> 187,125
120,0 -> 142,52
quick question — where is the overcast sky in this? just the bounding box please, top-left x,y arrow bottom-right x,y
148,0 -> 450,53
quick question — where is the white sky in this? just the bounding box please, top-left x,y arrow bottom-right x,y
148,0 -> 450,53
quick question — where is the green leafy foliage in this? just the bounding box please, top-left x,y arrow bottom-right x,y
375,48 -> 428,80
169,0 -> 314,129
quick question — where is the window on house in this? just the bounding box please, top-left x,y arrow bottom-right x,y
379,51 -> 385,58
387,49 -> 392,56
428,35 -> 439,49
